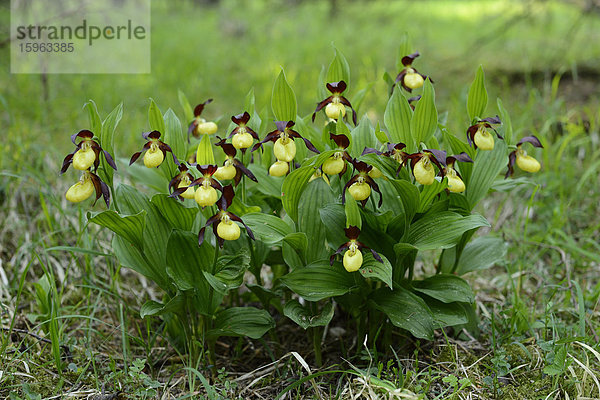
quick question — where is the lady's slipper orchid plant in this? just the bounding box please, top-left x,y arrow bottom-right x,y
252,120 -> 319,175
312,81 -> 357,125
506,135 -> 543,177
170,164 -> 222,207
467,116 -> 502,151
330,226 -> 383,272
406,149 -> 446,186
168,163 -> 196,200
129,130 -> 178,169
61,130 -> 117,174
342,160 -> 382,206
440,152 -> 473,193
394,52 -> 430,92
188,99 -> 217,140
227,112 -> 260,152
321,133 -> 352,176
65,170 -> 110,207
198,185 -> 255,247
214,140 -> 258,185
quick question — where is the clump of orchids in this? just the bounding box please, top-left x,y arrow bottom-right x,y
253,120 -> 319,177
330,226 -> 382,272
506,135 -> 543,177
61,130 -> 116,206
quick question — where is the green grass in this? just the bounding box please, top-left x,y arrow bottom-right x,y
1,0 -> 600,398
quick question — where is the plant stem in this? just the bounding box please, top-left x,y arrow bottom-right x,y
241,151 -> 247,204
310,303 -> 322,366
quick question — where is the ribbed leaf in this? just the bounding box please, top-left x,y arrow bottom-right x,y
466,140 -> 508,208
151,194 -> 198,232
384,90 -> 413,150
410,79 -> 437,145
456,236 -> 507,275
299,179 -> 335,263
420,296 -> 470,328
247,164 -> 282,198
271,69 -> 297,122
88,210 -> 145,249
467,66 -> 488,121
163,108 -> 186,164
371,287 -> 435,340
113,235 -> 170,291
350,116 -> 376,158
148,98 -> 166,133
140,294 -> 185,319
359,252 -> 392,289
210,307 -> 275,339
240,212 -> 291,244
166,229 -> 213,291
280,261 -> 357,302
281,165 -> 315,222
195,134 -> 215,165
98,102 -> 122,186
418,179 -> 448,213
85,100 -> 102,135
344,196 -> 362,229
413,274 -> 474,303
326,46 -> 350,85
497,98 -> 513,145
284,300 -> 334,330
177,89 -> 194,123
407,211 -> 489,251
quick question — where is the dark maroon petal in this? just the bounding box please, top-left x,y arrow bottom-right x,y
219,184 -> 235,211
196,164 -> 218,176
366,176 -> 383,207
353,160 -> 372,173
330,133 -> 350,149
228,212 -> 255,240
449,152 -> 473,164
233,159 -> 258,182
505,151 -> 517,178
92,148 -> 101,172
394,69 -> 407,84
71,129 -> 94,144
193,99 -> 213,117
145,130 -> 161,140
129,151 -> 142,165
344,225 -> 361,240
330,243 -> 351,265
231,111 -> 250,125
100,179 -> 111,208
102,150 -> 118,170
369,248 -> 383,263
408,95 -> 422,103
210,179 -> 223,192
518,135 -> 543,148
361,147 -> 382,156
251,130 -> 280,152
426,149 -> 447,167
220,143 -> 237,158
312,96 -> 334,122
481,116 -> 501,125
198,227 -> 207,246
326,80 -> 347,94
246,126 -> 260,141
401,52 -> 420,66
60,152 -> 75,174
188,120 -> 199,142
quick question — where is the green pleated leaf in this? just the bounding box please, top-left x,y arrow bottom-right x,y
406,211 -> 490,251
280,261 -> 357,302
359,252 -> 393,289
420,296 -> 470,328
87,210 -> 146,249
389,179 -> 420,224
497,98 -> 513,145
140,294 -> 185,319
283,232 -> 308,257
195,133 -> 215,165
271,69 -> 297,122
242,212 -> 292,244
210,307 -> 275,339
284,300 -> 334,330
467,65 -> 488,121
466,139 -> 508,208
299,179 -> 335,263
248,164 -> 283,198
178,89 -> 194,123
456,236 -> 507,275
113,235 -> 170,291
98,102 -> 122,187
370,287 -> 435,340
85,100 -> 102,136
411,79 -> 437,145
148,98 -> 166,133
165,229 -> 213,291
418,179 -> 448,213
344,196 -> 362,229
281,165 -> 316,222
163,108 -> 186,164
326,46 -> 350,86
150,194 -> 198,232
350,116 -> 376,158
395,32 -> 412,72
227,198 -> 261,217
413,274 -> 474,304
384,90 -> 413,150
